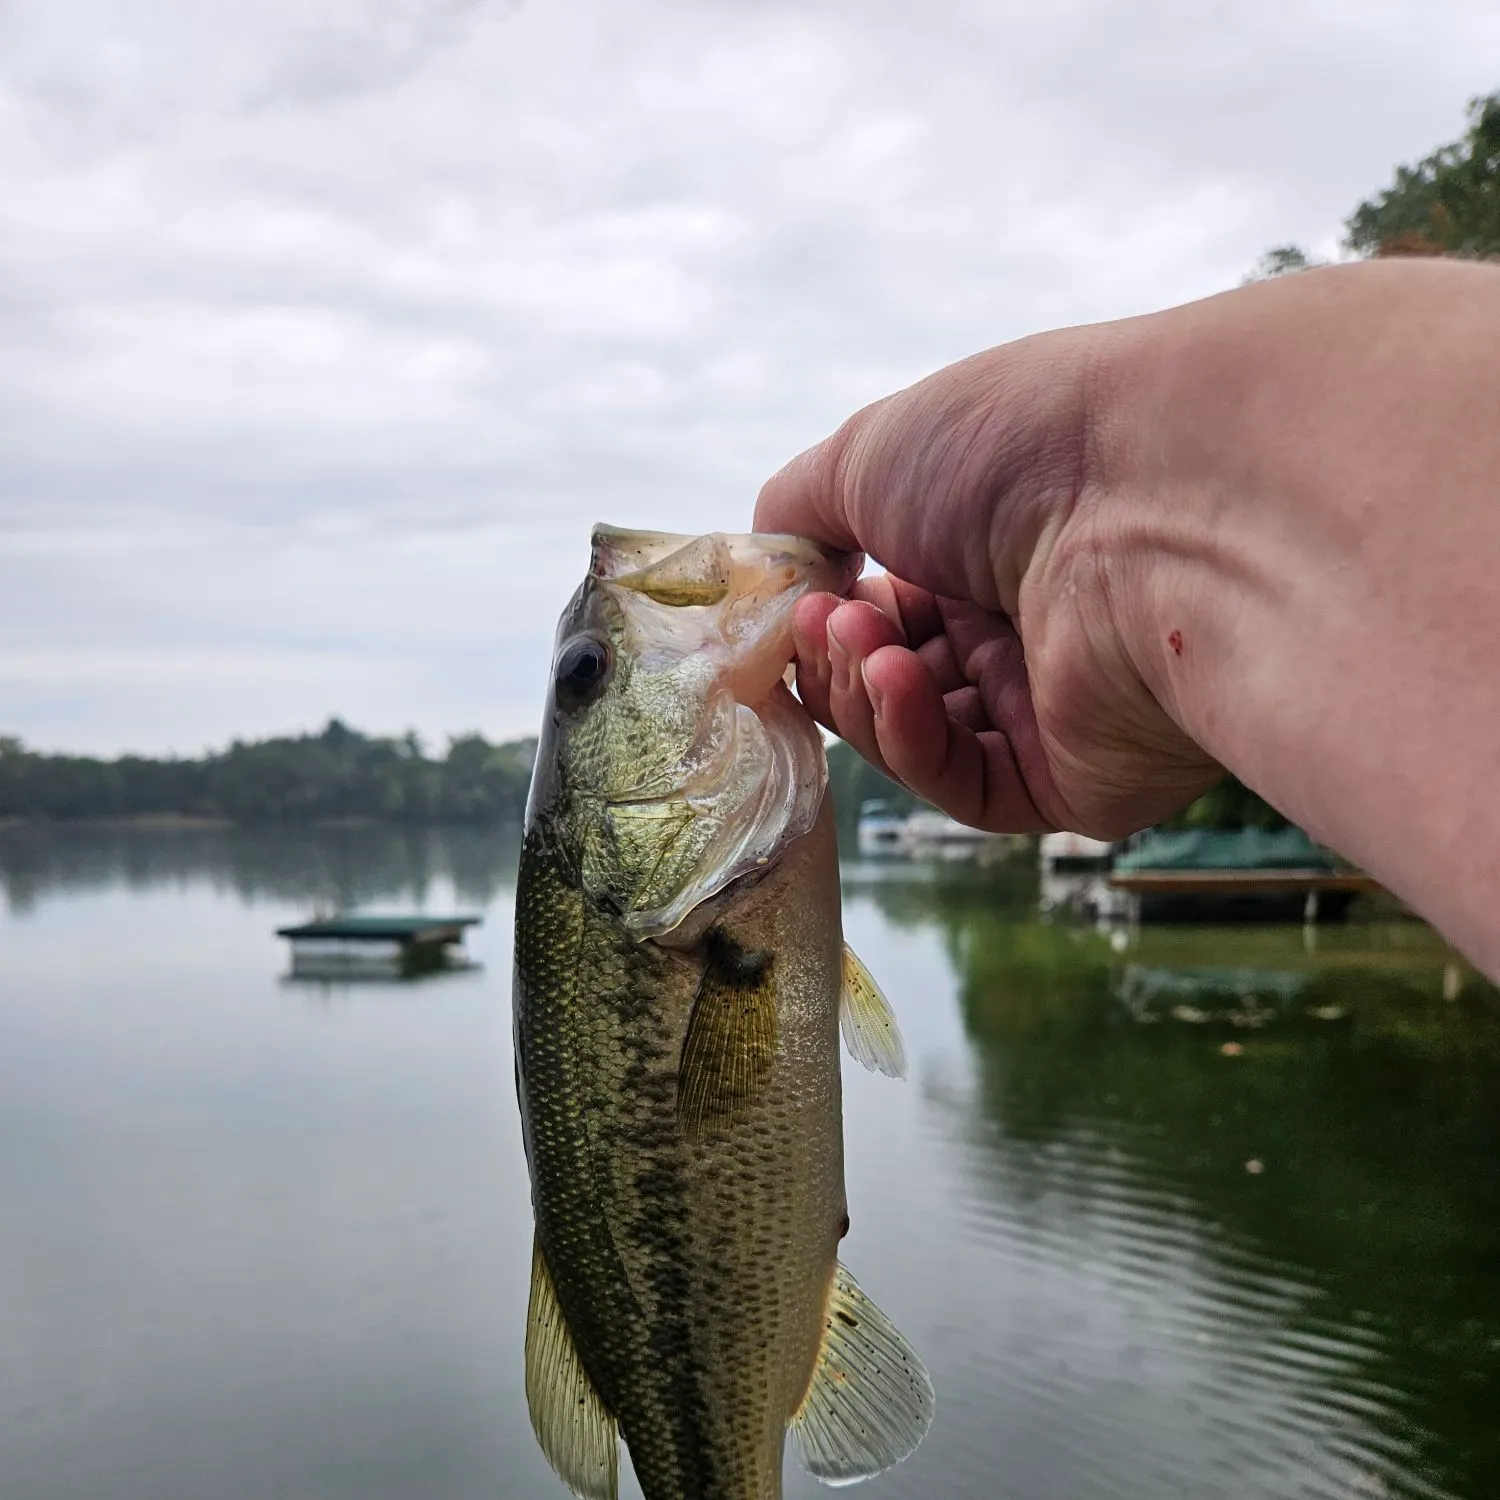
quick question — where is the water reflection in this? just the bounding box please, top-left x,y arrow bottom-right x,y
852,862 -> 1500,1500
0,822 -> 520,915
2,830 -> 1496,1500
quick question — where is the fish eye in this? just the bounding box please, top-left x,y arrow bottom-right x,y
554,635 -> 612,709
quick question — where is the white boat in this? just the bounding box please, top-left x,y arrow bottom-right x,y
856,801 -> 1019,860
1038,831 -> 1125,920
1038,831 -> 1115,871
901,810 -> 1001,854
855,799 -> 909,856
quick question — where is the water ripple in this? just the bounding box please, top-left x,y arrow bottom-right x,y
902,1093 -> 1466,1500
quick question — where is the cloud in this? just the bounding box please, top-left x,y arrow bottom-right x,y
0,0 -> 1495,752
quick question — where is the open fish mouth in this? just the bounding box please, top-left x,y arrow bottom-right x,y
590,525 -> 861,710
590,524 -> 860,596
572,526 -> 861,940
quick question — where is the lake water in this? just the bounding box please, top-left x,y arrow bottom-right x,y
2,825 -> 1497,1500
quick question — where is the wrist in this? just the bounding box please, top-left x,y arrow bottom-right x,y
1089,261 -> 1500,975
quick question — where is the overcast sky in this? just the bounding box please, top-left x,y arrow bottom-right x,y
1,0 -> 1495,755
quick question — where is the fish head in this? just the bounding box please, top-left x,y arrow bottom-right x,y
527,525 -> 860,939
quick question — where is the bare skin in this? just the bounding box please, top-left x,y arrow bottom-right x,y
754,258 -> 1500,980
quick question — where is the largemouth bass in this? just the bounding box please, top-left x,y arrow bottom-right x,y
514,526 -> 933,1500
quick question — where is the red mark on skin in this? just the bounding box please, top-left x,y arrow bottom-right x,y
1168,630 -> 1184,657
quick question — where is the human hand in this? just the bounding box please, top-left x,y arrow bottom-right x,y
759,259 -> 1500,979
754,329 -> 1222,838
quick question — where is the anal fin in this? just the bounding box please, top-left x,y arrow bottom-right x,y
525,1236 -> 619,1500
791,1262 -> 934,1487
840,945 -> 907,1079
678,930 -> 778,1141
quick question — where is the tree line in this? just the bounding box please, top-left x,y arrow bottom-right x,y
0,720 -> 537,825
0,722 -> 929,832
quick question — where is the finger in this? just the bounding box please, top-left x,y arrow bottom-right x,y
824,601 -> 906,776
937,601 -> 1037,744
853,575 -> 948,647
789,593 -> 841,730
861,644 -> 1054,833
856,584 -> 1011,696
939,598 -> 1024,671
790,589 -> 926,733
943,685 -> 991,732
915,632 -> 967,695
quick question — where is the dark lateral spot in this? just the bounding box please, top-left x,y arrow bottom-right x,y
836,1310 -> 860,1328
703,927 -> 774,988
1168,629 -> 1184,656
837,1212 -> 850,1240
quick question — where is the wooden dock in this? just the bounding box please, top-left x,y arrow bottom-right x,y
1107,869 -> 1383,923
276,914 -> 482,978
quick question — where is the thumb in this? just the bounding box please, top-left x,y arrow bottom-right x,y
753,334 -> 1103,613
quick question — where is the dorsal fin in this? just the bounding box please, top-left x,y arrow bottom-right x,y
840,945 -> 908,1079
525,1237 -> 619,1500
790,1261 -> 934,1486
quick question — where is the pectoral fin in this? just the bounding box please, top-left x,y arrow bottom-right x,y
790,1262 -> 934,1486
525,1237 -> 619,1500
678,931 -> 778,1141
840,945 -> 907,1079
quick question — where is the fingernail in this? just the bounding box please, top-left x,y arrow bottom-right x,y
861,660 -> 885,720
827,616 -> 850,694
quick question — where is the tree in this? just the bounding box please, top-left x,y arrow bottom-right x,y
1345,92 -> 1500,259
1242,244 -> 1320,283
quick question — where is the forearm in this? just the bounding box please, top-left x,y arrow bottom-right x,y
1104,259 -> 1500,969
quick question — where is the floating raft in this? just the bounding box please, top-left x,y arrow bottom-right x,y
276,914 -> 482,979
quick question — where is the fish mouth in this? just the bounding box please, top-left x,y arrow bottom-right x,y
590,524 -> 860,596
578,525 -> 856,939
591,525 -> 861,706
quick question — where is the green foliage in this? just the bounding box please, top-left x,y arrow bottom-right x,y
1242,243 -> 1320,282
0,721 -> 537,826
1345,92 -> 1500,258
1162,773 -> 1289,831
1250,91 -> 1500,281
